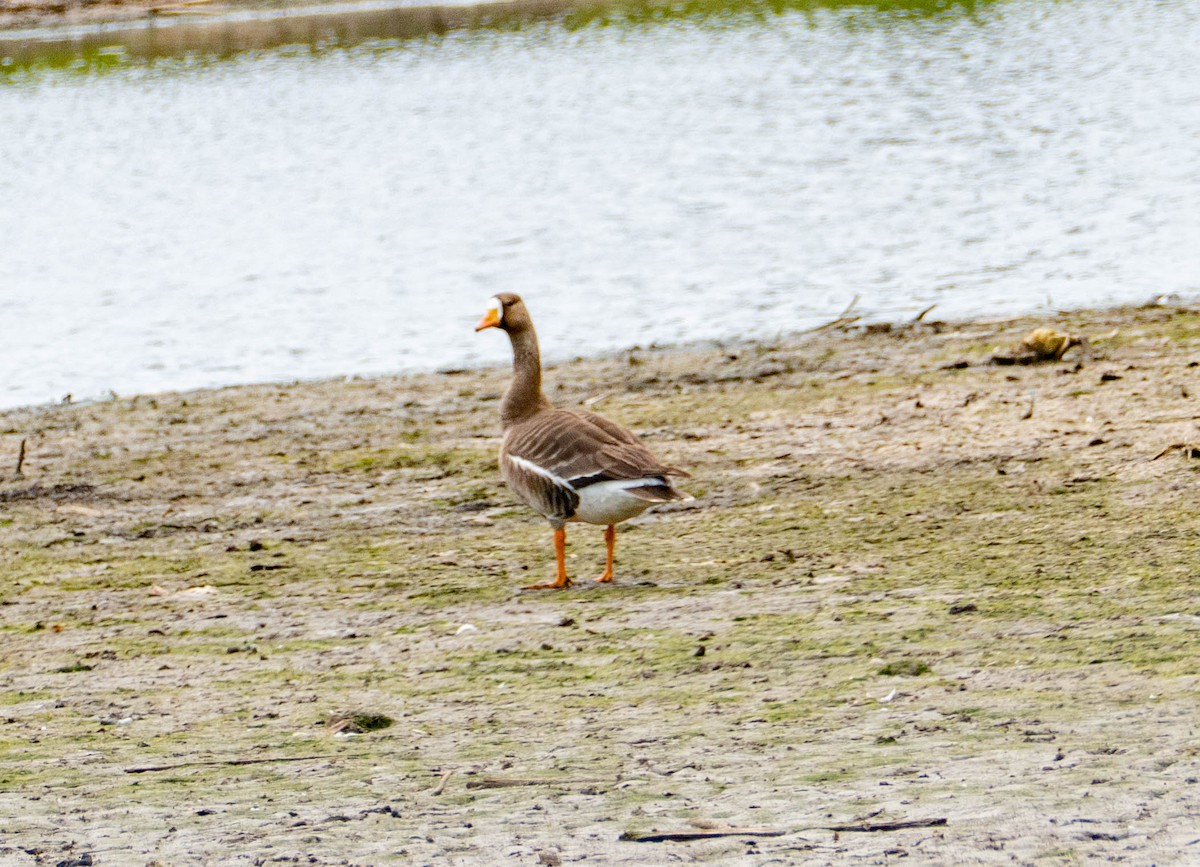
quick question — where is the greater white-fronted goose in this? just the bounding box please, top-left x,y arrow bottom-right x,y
475,293 -> 690,590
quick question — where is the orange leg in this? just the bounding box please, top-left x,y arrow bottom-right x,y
596,524 -> 616,583
524,527 -> 573,590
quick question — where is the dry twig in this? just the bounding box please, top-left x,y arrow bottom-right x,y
808,295 -> 861,333
912,303 -> 937,323
1151,442 -> 1200,461
823,818 -> 947,832
464,775 -> 605,789
620,827 -> 787,842
621,816 -> 947,843
125,754 -> 348,774
149,0 -> 219,13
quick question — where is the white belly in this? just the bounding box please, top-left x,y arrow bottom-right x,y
571,479 -> 658,526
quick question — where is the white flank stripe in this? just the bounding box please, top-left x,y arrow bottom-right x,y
505,453 -> 574,490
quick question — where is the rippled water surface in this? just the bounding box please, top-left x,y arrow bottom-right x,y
2,0 -> 1198,408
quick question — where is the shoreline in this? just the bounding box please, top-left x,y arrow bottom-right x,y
0,0 -> 953,68
0,0 -> 586,68
1,295 -> 1188,416
2,301 -> 1199,863
0,0 -> 474,33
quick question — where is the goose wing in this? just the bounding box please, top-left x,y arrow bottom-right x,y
500,409 -> 686,522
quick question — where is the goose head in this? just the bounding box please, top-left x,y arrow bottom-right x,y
475,293 -> 533,334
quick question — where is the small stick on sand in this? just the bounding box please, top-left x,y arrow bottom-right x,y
1022,389 -> 1036,420
621,816 -> 947,843
825,816 -> 945,830
148,0 -> 225,15
465,776 -> 605,789
822,818 -> 947,832
833,294 -> 860,321
432,769 -> 454,795
808,295 -> 862,333
912,303 -> 937,323
621,827 -> 787,843
1151,442 -> 1200,461
125,754 -> 348,774
14,438 -> 26,478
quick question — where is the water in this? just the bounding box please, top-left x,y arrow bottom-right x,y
2,0 -> 1198,410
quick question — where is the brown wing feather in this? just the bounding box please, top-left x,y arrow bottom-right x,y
573,410 -> 690,478
624,483 -> 690,503
503,409 -> 685,488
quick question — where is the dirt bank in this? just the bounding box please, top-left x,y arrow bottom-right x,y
1,0 -> 571,46
1,0 -> 247,32
0,0 -> 588,73
1,303 -> 1198,865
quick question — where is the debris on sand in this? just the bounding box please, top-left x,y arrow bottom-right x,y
327,712 -> 394,735
178,584 -> 218,597
620,824 -> 787,843
1151,442 -> 1200,461
464,775 -> 607,790
620,816 -> 949,842
148,584 -> 219,598
991,327 -> 1085,365
877,659 -> 932,677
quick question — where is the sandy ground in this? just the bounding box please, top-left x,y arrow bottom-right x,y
1,0 -> 501,34
0,0 -> 238,31
0,0 -> 578,68
1,303 -> 1199,865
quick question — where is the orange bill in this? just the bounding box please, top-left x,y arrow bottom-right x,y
475,307 -> 501,331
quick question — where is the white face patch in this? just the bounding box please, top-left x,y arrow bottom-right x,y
486,296 -> 503,325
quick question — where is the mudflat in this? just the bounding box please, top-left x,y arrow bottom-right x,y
1,303 -> 1198,865
0,0 -> 556,36
0,0 -> 242,31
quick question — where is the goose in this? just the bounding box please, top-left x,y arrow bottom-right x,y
475,293 -> 690,590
